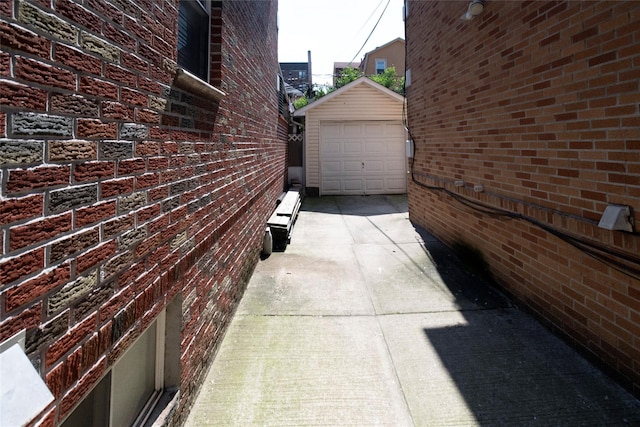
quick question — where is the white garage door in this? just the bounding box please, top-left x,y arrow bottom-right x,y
320,121 -> 407,195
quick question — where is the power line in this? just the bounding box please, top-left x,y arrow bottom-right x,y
356,0 -> 385,35
348,0 -> 391,67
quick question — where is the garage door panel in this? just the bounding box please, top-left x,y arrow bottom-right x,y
364,141 -> 386,153
323,180 -> 342,192
387,177 -> 407,191
365,179 -> 384,191
364,160 -> 384,172
387,159 -> 406,172
323,124 -> 341,137
343,141 -> 362,154
343,161 -> 363,173
322,142 -> 341,155
322,161 -> 341,173
364,123 -> 384,135
344,124 -> 363,137
343,179 -> 364,191
320,121 -> 406,195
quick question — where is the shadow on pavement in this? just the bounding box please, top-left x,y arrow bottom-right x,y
413,223 -> 640,425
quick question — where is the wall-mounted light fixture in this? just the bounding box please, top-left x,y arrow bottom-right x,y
461,0 -> 485,20
598,204 -> 634,232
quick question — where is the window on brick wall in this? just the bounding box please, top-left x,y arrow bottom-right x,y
178,0 -> 211,82
375,59 -> 387,74
61,297 -> 181,427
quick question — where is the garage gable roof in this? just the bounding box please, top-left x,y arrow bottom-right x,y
293,77 -> 404,117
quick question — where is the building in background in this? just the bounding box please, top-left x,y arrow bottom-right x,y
0,1 -> 287,425
280,50 -> 313,96
405,0 -> 639,396
360,37 -> 405,76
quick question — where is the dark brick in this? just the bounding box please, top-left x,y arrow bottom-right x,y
58,358 -> 105,421
120,123 -> 149,139
79,76 -> 118,100
73,283 -> 113,323
102,214 -> 134,239
0,140 -> 44,165
11,112 -> 73,137
25,312 -> 69,354
49,184 -> 98,213
99,141 -> 133,159
110,303 -> 136,344
118,227 -> 147,250
50,227 -> 100,264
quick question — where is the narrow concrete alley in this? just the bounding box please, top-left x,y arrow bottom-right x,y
185,195 -> 640,426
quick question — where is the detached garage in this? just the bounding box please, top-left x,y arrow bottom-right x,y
294,77 -> 407,196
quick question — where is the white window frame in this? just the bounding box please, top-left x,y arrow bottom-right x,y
375,58 -> 387,74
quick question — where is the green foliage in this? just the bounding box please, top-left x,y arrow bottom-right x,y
294,66 -> 405,109
369,67 -> 405,95
313,85 -> 329,99
332,66 -> 404,96
293,95 -> 308,109
335,67 -> 364,89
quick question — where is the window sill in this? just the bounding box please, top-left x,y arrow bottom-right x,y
174,68 -> 225,103
142,388 -> 179,427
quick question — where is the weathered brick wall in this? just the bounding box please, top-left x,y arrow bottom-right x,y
0,0 -> 286,425
406,0 -> 639,395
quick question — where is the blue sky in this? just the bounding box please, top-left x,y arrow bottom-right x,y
278,0 -> 405,87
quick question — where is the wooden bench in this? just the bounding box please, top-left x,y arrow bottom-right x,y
267,190 -> 302,250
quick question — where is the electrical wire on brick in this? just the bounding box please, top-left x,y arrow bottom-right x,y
401,8 -> 640,282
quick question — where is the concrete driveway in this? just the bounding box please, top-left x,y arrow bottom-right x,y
185,195 -> 640,426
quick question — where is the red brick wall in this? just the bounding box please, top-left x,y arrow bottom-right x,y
406,0 -> 640,395
0,0 -> 286,425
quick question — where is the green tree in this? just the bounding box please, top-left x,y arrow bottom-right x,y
293,95 -> 308,109
369,67 -> 405,95
335,67 -> 363,89
313,85 -> 329,99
